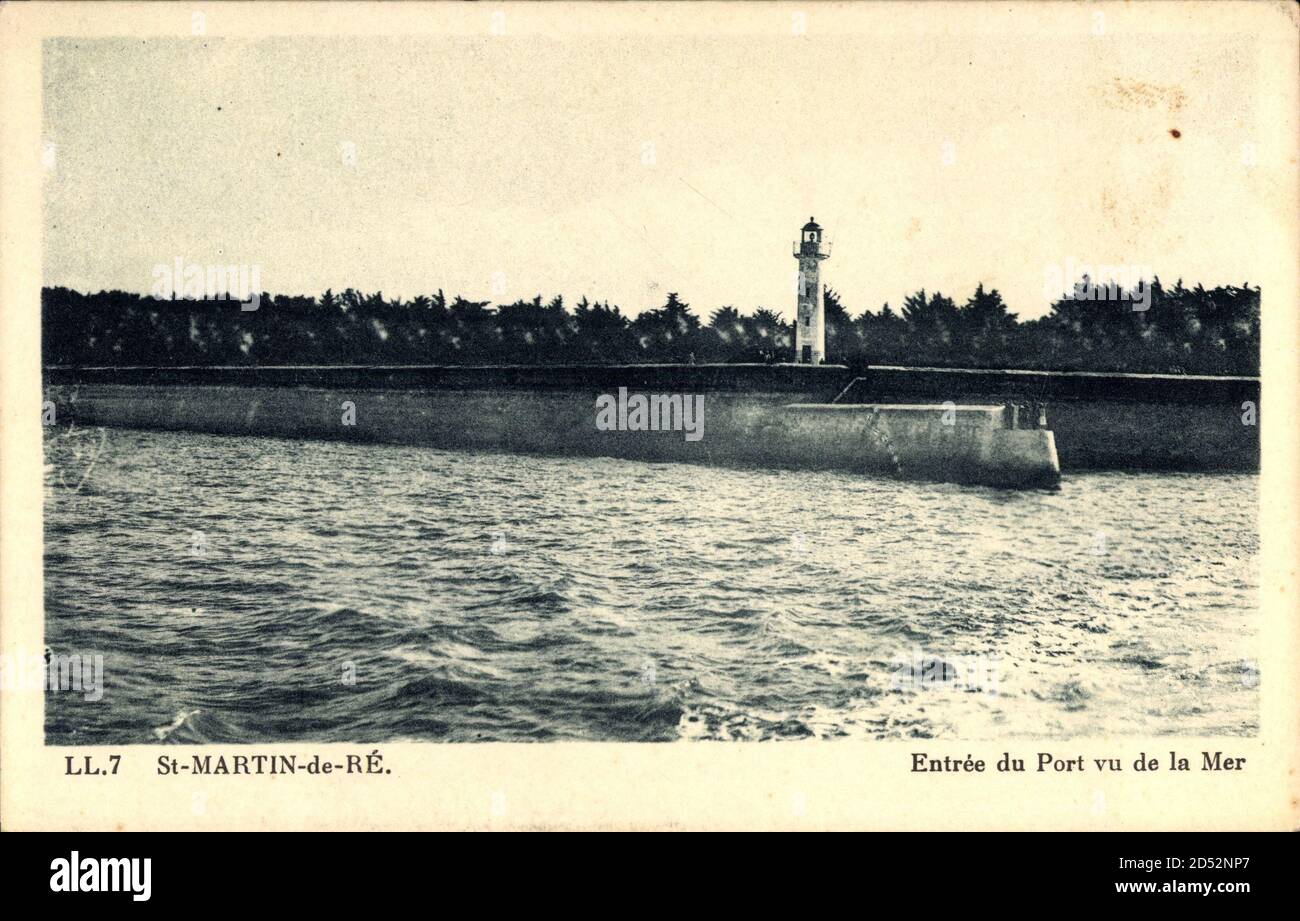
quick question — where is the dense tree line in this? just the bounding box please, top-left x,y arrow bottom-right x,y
42,278 -> 1260,374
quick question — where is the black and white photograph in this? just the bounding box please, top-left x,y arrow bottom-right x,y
3,0 -> 1297,839
36,6 -> 1267,748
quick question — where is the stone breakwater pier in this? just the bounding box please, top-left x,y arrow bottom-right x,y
43,363 -> 1259,489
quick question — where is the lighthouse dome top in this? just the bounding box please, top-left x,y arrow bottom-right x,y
802,217 -> 821,231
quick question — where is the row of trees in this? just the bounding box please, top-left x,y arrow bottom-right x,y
42,278 -> 1260,374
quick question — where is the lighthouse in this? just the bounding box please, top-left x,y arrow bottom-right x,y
793,217 -> 830,364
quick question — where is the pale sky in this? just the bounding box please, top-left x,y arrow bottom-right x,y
43,30 -> 1264,320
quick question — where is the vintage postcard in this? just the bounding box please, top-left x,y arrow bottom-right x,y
1,0 -> 1297,833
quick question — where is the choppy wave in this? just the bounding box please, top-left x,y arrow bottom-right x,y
44,428 -> 1260,743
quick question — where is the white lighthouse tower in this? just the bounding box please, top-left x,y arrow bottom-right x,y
793,217 -> 830,364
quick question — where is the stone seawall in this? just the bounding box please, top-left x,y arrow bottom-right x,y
782,404 -> 1059,488
43,363 -> 1259,473
838,366 -> 1259,471
45,363 -> 851,395
44,383 -> 1059,488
